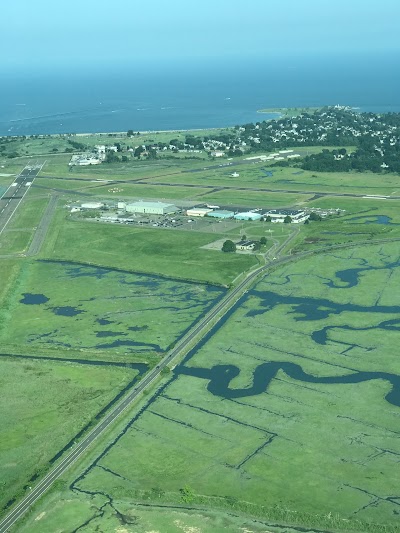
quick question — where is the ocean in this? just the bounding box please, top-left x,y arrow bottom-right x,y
1,54 -> 399,137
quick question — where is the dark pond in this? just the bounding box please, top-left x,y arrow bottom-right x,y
97,318 -> 114,325
346,215 -> 395,225
260,169 -> 274,177
96,331 -> 127,338
51,306 -> 84,317
20,293 -> 49,305
95,339 -> 163,352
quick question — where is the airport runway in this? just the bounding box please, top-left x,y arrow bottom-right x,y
0,162 -> 45,237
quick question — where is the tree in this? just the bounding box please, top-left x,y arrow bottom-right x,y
105,151 -> 120,163
222,240 -> 236,253
134,146 -> 145,159
127,129 -> 134,137
284,215 -> 292,224
308,211 -> 322,221
180,485 -> 195,503
147,148 -> 158,160
241,234 -> 247,241
260,236 -> 267,245
264,216 -> 272,222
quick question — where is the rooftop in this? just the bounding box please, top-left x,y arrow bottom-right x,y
126,201 -> 175,209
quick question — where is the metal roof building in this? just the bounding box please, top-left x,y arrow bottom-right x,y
125,201 -> 177,215
186,208 -> 213,217
207,210 -> 235,219
234,212 -> 262,221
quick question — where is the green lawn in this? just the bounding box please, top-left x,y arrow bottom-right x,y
198,189 -> 312,208
147,165 -> 400,197
39,211 -> 258,285
0,230 -> 32,255
6,197 -> 49,231
0,356 -> 139,513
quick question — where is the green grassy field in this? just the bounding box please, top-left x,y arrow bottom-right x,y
0,259 -> 225,362
38,209 -> 258,285
147,165 -> 400,196
197,189 -> 313,208
17,494 -> 306,533
0,197 -> 50,255
72,182 -> 210,200
0,356 -> 140,513
2,145 -> 400,532
291,197 -> 400,252
69,242 -> 400,529
15,242 -> 400,533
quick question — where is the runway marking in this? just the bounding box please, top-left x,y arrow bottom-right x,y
0,161 -> 46,239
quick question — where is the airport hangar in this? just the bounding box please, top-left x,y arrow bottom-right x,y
125,201 -> 178,215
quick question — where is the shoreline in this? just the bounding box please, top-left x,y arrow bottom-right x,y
0,126 -> 232,140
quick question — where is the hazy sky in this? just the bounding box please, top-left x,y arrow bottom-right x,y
2,0 -> 399,69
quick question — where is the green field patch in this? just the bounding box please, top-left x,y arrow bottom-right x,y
17,492 -> 299,533
148,165 -> 400,197
199,189 -> 312,208
7,197 -> 49,230
71,242 -> 400,528
0,356 -> 139,512
39,215 -> 257,285
33,177 -> 91,191
0,230 -> 32,255
292,198 -> 400,251
0,260 -> 225,361
81,182 -> 210,200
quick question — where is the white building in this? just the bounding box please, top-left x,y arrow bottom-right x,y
125,201 -> 177,215
81,202 -> 104,209
265,210 -> 309,224
186,208 -> 213,217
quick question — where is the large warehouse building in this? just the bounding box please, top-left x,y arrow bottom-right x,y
186,207 -> 213,217
207,210 -> 235,219
234,212 -> 262,221
125,201 -> 177,215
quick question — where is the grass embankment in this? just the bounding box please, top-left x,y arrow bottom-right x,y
0,357 -> 139,513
